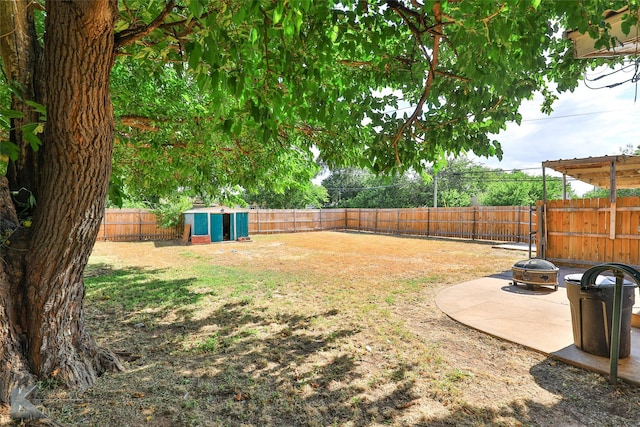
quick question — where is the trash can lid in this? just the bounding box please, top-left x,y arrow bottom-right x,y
513,258 -> 558,271
564,273 -> 635,286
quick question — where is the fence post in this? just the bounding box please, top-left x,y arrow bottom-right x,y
257,209 -> 260,234
344,208 -> 348,230
293,209 -> 297,233
427,208 -> 430,237
138,209 -> 143,241
472,207 -> 477,240
517,206 -> 522,243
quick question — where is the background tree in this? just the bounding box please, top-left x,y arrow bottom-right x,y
480,171 -> 570,206
322,168 -> 432,208
242,184 -> 328,209
0,0 -> 635,410
430,157 -> 490,207
322,157 -> 492,208
321,168 -> 372,208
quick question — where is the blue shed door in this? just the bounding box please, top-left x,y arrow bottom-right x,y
193,213 -> 209,235
210,214 -> 224,242
236,212 -> 249,238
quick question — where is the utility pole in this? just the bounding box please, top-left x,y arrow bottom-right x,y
433,173 -> 438,208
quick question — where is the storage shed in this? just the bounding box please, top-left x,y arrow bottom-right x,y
183,207 -> 249,244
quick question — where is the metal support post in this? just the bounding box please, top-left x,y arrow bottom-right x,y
609,271 -> 625,385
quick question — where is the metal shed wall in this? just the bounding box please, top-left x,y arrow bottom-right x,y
183,208 -> 250,243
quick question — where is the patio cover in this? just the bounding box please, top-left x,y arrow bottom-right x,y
565,7 -> 640,59
539,155 -> 640,254
542,154 -> 640,190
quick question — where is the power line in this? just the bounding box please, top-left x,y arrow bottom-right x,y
378,104 -> 636,122
323,167 -> 581,192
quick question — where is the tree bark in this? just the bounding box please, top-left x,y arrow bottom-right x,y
0,0 -> 124,413
0,0 -> 44,203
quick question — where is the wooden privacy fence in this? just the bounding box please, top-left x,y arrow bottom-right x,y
540,196 -> 640,267
250,206 -> 536,243
97,206 -> 536,244
97,209 -> 181,241
250,209 -> 346,234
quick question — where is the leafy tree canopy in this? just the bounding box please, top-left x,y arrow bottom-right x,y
322,157 -> 491,208
242,183 -> 328,209
480,170 -> 570,206
321,158 -> 582,208
75,0 -> 636,206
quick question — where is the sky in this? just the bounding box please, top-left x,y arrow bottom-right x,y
469,71 -> 640,196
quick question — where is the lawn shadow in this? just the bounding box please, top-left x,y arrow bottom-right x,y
84,262 -> 203,316
527,357 -> 640,425
398,356 -> 640,426
78,293 -> 433,426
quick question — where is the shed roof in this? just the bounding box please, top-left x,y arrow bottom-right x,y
183,206 -> 248,214
542,155 -> 640,190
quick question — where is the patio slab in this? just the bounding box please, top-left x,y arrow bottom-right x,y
435,267 -> 640,386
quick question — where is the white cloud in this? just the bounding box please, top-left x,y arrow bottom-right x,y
470,80 -> 640,195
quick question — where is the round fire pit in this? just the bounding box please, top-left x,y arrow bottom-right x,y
511,259 -> 559,291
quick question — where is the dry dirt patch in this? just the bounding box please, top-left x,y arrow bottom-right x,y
32,232 -> 640,426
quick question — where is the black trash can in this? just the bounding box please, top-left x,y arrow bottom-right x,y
565,274 -> 636,358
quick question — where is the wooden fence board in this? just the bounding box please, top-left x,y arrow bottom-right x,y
97,209 -> 181,241
541,196 -> 640,267
100,206 -> 538,246
247,206 -> 536,244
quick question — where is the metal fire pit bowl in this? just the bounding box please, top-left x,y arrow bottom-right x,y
511,258 -> 559,291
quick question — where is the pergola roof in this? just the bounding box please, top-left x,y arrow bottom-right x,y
542,155 -> 640,190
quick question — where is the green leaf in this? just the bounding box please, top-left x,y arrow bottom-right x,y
329,25 -> 339,43
273,2 -> 284,24
0,141 -> 20,161
21,123 -> 43,134
25,100 -> 47,120
187,0 -> 204,18
0,108 -> 25,119
188,42 -> 203,69
23,131 -> 42,151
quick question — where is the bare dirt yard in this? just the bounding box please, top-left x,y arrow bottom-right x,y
27,231 -> 640,426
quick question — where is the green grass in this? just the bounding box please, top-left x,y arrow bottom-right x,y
84,261 -> 289,313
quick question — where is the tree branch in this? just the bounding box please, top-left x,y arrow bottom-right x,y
114,0 -> 176,49
482,3 -> 506,44
390,1 -> 444,164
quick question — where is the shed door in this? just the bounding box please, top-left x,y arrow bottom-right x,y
236,213 -> 249,238
210,214 -> 223,242
193,213 -> 209,236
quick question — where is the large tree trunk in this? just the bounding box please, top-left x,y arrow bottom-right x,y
0,0 -> 123,416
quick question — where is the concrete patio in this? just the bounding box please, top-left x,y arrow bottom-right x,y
435,266 -> 640,386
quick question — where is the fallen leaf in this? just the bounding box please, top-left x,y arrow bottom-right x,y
131,392 -> 145,398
